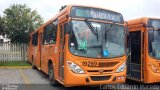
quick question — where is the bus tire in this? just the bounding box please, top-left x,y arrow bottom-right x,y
48,63 -> 58,86
32,56 -> 36,70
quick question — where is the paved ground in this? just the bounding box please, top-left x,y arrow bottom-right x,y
0,68 -> 160,90
0,68 -> 97,90
0,68 -> 48,84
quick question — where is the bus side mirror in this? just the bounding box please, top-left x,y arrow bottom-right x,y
64,22 -> 72,34
126,48 -> 130,57
125,26 -> 129,36
126,48 -> 131,58
125,26 -> 130,57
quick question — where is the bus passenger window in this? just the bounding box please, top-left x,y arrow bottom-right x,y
32,32 -> 38,46
43,20 -> 57,44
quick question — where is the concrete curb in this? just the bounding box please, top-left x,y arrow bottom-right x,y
0,66 -> 32,69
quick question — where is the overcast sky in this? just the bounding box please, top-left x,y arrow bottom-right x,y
0,0 -> 160,22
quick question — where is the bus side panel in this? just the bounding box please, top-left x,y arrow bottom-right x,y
28,37 -> 35,64
41,45 -> 50,74
33,33 -> 40,67
32,46 -> 38,66
48,45 -> 57,74
40,20 -> 59,75
40,44 -> 57,75
35,31 -> 43,68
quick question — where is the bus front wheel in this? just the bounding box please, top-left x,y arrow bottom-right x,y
48,63 -> 58,86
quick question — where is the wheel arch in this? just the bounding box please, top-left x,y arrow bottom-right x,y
48,59 -> 54,74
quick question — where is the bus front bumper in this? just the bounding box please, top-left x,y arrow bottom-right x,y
63,70 -> 126,87
146,70 -> 160,83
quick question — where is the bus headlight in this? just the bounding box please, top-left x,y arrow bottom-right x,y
67,61 -> 85,74
116,62 -> 126,73
149,63 -> 160,73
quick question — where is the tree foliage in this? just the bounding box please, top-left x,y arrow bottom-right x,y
3,4 -> 43,43
0,16 -> 5,36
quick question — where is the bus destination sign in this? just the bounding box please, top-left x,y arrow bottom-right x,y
71,6 -> 124,23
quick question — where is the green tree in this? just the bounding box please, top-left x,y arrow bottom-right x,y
3,4 -> 43,43
0,16 -> 5,36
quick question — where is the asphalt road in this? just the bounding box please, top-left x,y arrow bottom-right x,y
0,68 -> 99,90
0,68 -> 160,90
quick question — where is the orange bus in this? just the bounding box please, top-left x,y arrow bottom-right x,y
27,5 -> 127,87
126,17 -> 160,83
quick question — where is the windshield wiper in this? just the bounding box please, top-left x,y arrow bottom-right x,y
84,19 -> 98,41
105,23 -> 114,43
150,26 -> 155,42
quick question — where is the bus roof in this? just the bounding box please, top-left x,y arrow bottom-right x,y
31,4 -> 123,35
126,17 -> 160,26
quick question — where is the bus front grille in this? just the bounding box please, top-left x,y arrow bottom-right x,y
87,70 -> 113,74
90,76 -> 111,81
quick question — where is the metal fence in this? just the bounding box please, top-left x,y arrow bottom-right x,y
0,42 -> 28,62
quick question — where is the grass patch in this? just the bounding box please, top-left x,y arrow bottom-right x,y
0,61 -> 31,66
0,51 -> 21,54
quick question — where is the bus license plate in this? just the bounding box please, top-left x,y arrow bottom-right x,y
82,61 -> 98,67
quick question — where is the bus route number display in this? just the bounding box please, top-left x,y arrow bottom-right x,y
82,61 -> 98,67
71,6 -> 124,23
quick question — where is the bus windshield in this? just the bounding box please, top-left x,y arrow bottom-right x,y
148,29 -> 160,59
69,20 -> 125,58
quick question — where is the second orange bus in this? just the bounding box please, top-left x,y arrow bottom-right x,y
126,17 -> 160,83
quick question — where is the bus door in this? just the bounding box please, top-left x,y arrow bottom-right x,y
127,30 -> 144,81
58,22 -> 65,81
